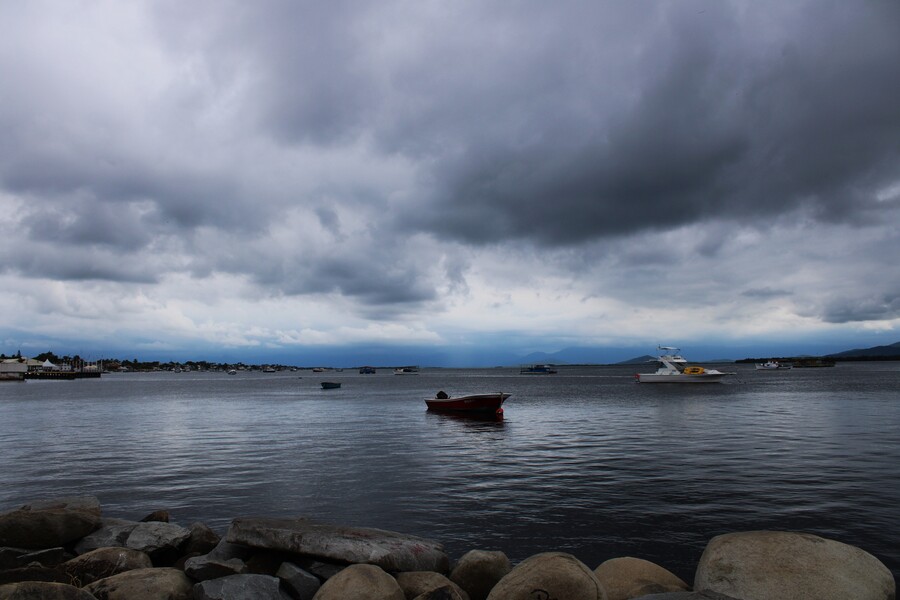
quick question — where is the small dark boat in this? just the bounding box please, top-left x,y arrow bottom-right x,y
425,392 -> 510,414
519,364 -> 557,374
321,381 -> 341,389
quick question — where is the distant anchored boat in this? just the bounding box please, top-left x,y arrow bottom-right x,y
394,366 -> 419,375
756,360 -> 793,370
425,391 -> 510,414
321,381 -> 341,389
793,358 -> 836,368
519,364 -> 557,374
635,347 -> 734,383
359,366 -> 376,374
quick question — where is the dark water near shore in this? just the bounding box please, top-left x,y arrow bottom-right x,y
1,362 -> 898,583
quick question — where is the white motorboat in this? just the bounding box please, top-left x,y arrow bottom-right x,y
755,360 -> 793,370
635,347 -> 735,383
394,366 -> 419,375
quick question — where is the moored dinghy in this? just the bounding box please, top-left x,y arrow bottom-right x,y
425,391 -> 510,414
755,360 -> 793,370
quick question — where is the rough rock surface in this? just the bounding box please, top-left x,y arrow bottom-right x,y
184,554 -> 248,581
27,498 -> 101,518
311,564 -> 404,600
412,585 -> 467,600
73,519 -> 138,555
630,593 -> 739,600
0,581 -> 98,600
276,562 -> 321,600
396,571 -> 470,600
140,510 -> 169,523
193,573 -> 291,600
227,517 -> 449,573
694,531 -> 896,600
0,547 -> 71,570
206,539 -> 254,562
84,566 -> 193,600
62,546 -> 152,586
182,522 -> 221,556
0,497 -> 102,550
123,521 -> 191,561
0,565 -> 67,586
486,552 -> 608,600
449,550 -> 511,600
291,557 -> 345,581
594,557 -> 689,600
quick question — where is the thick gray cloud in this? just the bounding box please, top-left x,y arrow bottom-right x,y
407,1 -> 900,245
1,0 -> 899,351
144,0 -> 900,249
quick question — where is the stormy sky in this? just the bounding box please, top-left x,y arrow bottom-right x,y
1,0 -> 899,365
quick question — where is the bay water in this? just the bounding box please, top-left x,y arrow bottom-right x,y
1,362 -> 898,583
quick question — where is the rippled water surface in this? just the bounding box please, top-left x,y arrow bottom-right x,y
2,362 -> 898,582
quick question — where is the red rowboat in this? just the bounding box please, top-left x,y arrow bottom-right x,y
425,392 -> 510,414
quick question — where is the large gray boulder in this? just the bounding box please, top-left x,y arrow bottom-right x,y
276,562 -> 321,600
0,581 -> 97,600
193,574 -> 291,600
290,557 -> 346,581
593,557 -> 689,600
205,539 -> 254,562
182,522 -> 221,556
0,547 -> 70,570
73,519 -> 138,555
62,546 -> 152,586
412,586 -> 468,600
84,567 -> 193,600
486,552 -> 608,600
631,593 -> 739,600
694,531 -> 896,600
227,518 -> 448,573
449,550 -> 511,600
0,564 -> 68,586
25,498 -> 100,518
396,571 -> 470,600
183,554 -> 248,582
73,518 -> 189,563
123,521 -> 190,562
312,564 -> 404,600
0,497 -> 101,550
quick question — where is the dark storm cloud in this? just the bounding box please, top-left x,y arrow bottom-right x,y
821,293 -> 900,324
742,287 -> 793,299
252,244 -> 436,308
3,244 -> 157,284
153,0 -> 380,146
23,201 -> 150,251
384,1 -> 900,246
177,0 -> 900,247
3,0 -> 899,330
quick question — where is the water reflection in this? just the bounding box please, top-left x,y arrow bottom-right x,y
1,364 -> 898,581
425,411 -> 506,426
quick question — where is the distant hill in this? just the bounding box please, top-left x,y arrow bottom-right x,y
519,351 -> 562,364
617,355 -> 656,365
827,341 -> 900,359
519,346 -> 650,365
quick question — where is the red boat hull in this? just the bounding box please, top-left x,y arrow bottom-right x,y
425,393 -> 510,413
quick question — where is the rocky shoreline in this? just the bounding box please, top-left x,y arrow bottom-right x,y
0,497 -> 894,600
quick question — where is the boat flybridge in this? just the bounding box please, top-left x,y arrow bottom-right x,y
635,346 -> 735,383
